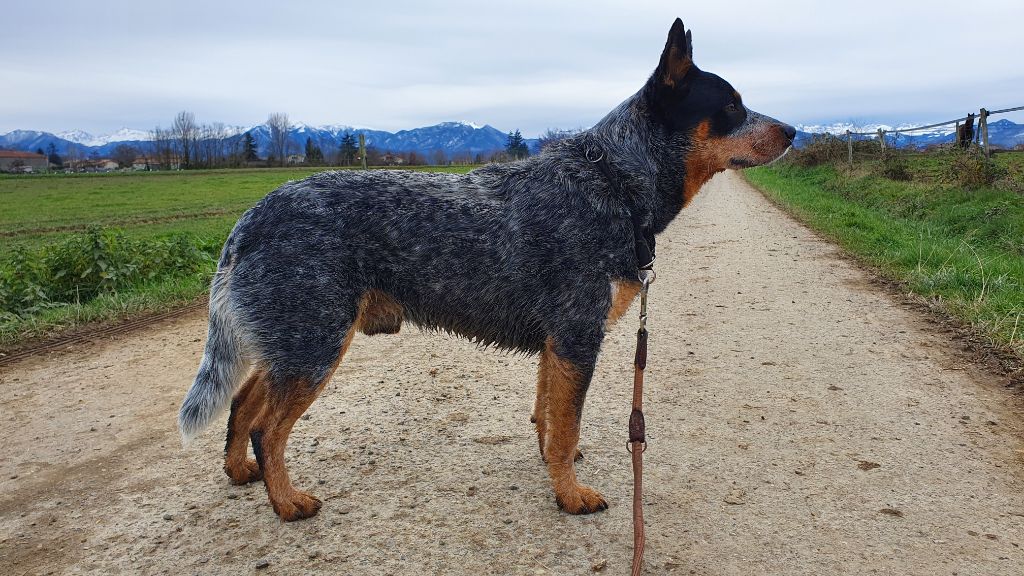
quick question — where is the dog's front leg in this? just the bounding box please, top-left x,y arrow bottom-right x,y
540,338 -> 607,514
534,354 -> 584,463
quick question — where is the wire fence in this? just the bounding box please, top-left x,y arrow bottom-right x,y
838,105 -> 1024,166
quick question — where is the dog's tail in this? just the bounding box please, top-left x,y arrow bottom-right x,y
178,262 -> 248,446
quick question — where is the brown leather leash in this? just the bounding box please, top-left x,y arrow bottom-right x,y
584,140 -> 655,573
628,270 -> 653,575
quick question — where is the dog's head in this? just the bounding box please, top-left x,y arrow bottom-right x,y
645,19 -> 794,197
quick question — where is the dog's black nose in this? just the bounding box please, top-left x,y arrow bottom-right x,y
780,124 -> 796,141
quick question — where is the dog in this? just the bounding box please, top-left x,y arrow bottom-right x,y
178,18 -> 795,521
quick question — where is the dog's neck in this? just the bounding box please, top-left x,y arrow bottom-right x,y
589,90 -> 713,235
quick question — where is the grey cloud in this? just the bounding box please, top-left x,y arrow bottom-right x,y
2,0 -> 1022,135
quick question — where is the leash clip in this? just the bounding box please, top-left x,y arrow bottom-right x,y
584,146 -> 604,163
638,269 -> 654,329
638,268 -> 656,287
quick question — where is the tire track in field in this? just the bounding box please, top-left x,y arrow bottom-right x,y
0,208 -> 240,238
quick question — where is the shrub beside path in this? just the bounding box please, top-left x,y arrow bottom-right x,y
1,171 -> 1022,575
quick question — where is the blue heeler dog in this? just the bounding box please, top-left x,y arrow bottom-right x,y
179,18 -> 795,521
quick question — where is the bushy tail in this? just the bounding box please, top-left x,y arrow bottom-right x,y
178,273 -> 248,445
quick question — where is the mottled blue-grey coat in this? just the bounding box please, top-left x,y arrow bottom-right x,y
177,19 -> 795,494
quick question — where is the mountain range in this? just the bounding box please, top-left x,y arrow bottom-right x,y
2,119 -> 1022,160
793,119 -> 1024,149
0,121 -> 532,160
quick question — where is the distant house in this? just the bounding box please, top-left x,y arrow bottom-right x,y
381,152 -> 405,166
72,159 -> 120,173
286,154 -> 306,165
131,155 -> 181,171
0,150 -> 49,173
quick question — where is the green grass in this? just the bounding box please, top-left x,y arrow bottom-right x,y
746,157 -> 1024,358
0,165 -> 475,350
0,166 -> 477,250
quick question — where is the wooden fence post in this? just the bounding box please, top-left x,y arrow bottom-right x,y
359,133 -> 367,169
846,130 -> 853,168
877,128 -> 886,151
979,108 -> 990,159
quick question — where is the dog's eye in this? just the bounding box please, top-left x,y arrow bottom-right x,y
725,103 -> 740,113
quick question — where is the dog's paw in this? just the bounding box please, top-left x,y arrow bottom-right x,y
224,459 -> 262,485
271,490 -> 323,522
555,484 -> 608,515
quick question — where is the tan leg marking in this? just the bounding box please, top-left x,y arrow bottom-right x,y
252,328 -> 356,521
223,368 -> 268,484
542,338 -> 607,514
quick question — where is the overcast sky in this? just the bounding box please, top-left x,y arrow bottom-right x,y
3,0 -> 1022,136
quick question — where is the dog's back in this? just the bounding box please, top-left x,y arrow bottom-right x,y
181,161 -> 635,440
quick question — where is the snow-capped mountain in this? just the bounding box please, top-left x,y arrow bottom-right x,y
56,128 -> 153,147
795,119 -> 1024,149
0,121 -> 525,159
2,118 -> 1020,158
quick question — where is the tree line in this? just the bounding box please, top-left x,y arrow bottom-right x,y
50,110 -> 586,171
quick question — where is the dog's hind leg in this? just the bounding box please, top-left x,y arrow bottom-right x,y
250,327 -> 356,521
541,337 -> 606,514
223,368 -> 268,484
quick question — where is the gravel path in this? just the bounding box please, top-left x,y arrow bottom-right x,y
2,171 -> 1023,575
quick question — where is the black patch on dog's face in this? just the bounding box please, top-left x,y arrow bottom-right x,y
645,18 -> 749,138
650,71 -> 748,137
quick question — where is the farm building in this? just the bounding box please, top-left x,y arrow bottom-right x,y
0,150 -> 49,173
131,155 -> 181,171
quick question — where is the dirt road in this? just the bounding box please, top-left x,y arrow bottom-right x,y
2,171 -> 1023,575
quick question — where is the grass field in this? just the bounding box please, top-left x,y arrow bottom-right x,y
746,152 -> 1024,358
0,166 -> 475,249
0,166 -> 475,350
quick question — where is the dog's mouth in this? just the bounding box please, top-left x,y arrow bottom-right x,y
729,146 -> 792,170
765,145 -> 792,166
728,157 -> 758,169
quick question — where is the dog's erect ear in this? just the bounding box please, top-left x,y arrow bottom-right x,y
656,18 -> 694,89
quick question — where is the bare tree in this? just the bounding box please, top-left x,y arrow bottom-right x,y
194,122 -> 228,168
112,144 -> 138,169
267,112 -> 290,167
64,143 -> 82,172
537,127 -> 581,151
150,127 -> 175,170
364,145 -> 383,166
430,148 -> 448,166
450,150 -> 473,165
210,122 -> 229,167
172,111 -> 198,168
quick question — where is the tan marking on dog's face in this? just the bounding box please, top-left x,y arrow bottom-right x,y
683,121 -> 715,206
683,117 -> 792,206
